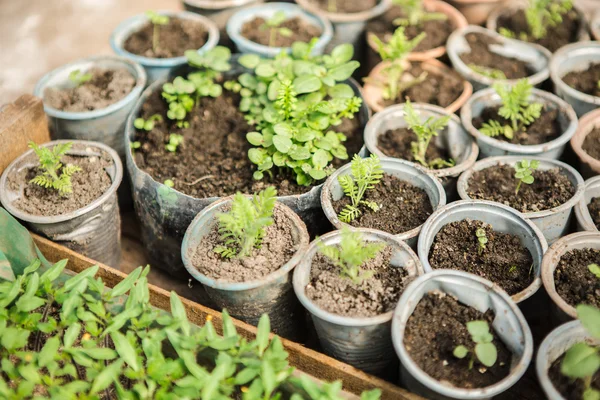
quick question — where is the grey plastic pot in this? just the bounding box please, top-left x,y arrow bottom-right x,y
571,108 -> 600,179
0,141 -> 123,268
227,2 -> 333,57
447,25 -> 552,92
550,41 -> 600,117
417,200 -> 547,303
575,176 -> 600,232
181,197 -> 309,339
537,320 -> 600,400
391,270 -> 533,400
541,231 -> 600,322
461,87 -> 578,159
292,228 -> 422,375
321,158 -> 446,249
33,56 -> 146,159
457,156 -> 585,244
363,103 -> 479,200
110,11 -> 220,85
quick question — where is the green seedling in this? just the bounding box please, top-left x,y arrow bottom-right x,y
260,11 -> 293,47
337,154 -> 384,223
499,0 -> 573,40
165,133 -> 184,152
509,265 -> 518,274
392,0 -> 448,26
514,159 -> 539,195
589,263 -> 600,279
28,141 -> 81,196
134,113 -> 163,131
476,228 -> 488,255
480,79 -> 543,141
214,186 -> 277,259
130,141 -> 141,152
317,227 -> 387,285
453,320 -> 498,369
164,179 -> 174,188
145,10 -> 169,53
68,69 -> 92,86
467,64 -> 507,80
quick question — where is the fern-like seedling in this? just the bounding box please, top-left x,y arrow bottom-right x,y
475,228 -> 488,255
453,320 -> 498,369
317,228 -> 386,285
259,11 -> 293,47
68,69 -> 92,86
28,141 -> 82,196
392,0 -> 448,26
214,186 -> 277,259
514,159 -> 539,195
337,155 -> 384,223
146,10 -> 169,53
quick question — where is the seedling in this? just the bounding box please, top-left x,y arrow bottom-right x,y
337,154 -> 384,223
403,99 -> 453,169
589,263 -> 600,279
476,228 -> 488,255
480,79 -> 543,141
468,64 -> 507,80
499,0 -> 573,40
509,265 -> 518,274
317,227 -> 386,284
134,114 -> 162,131
214,186 -> 277,259
260,11 -> 293,47
514,159 -> 539,195
28,141 -> 82,196
145,10 -> 169,53
392,0 -> 447,26
165,133 -> 184,152
453,320 -> 498,369
164,179 -> 174,187
130,141 -> 141,151
68,69 -> 92,86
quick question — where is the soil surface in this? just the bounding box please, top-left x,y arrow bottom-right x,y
241,16 -> 321,47
123,17 -> 208,58
466,164 -> 575,213
43,68 -> 135,112
403,291 -> 512,389
473,106 -> 561,146
310,0 -> 377,13
8,144 -> 113,216
549,352 -> 600,400
306,246 -> 414,317
429,219 -> 534,296
377,127 -> 452,167
562,62 -> 600,97
496,8 -> 581,53
191,204 -> 297,282
366,6 -> 452,53
459,33 -> 533,80
554,248 -> 600,308
332,174 -> 433,234
588,197 -> 600,230
583,127 -> 600,160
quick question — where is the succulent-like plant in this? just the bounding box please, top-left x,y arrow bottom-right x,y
514,159 -> 539,195
453,320 -> 498,369
260,11 -> 293,47
28,141 -> 82,196
337,154 -> 384,223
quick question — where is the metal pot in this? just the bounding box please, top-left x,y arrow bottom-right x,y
575,176 -> 600,232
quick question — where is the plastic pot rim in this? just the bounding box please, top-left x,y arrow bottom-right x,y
571,108 -> 600,174
550,41 -> 600,106
295,0 -> 391,24
183,0 -> 259,10
575,175 -> 600,232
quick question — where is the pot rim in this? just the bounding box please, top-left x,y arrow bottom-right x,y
295,0 -> 391,24
550,41 -> 600,106
391,269 -> 534,399
363,102 -> 479,179
181,196 -> 310,291
33,55 -> 147,120
320,158 -> 447,241
183,0 -> 259,10
226,2 -> 333,57
460,87 -> 578,155
571,108 -> 600,172
456,155 -> 586,220
292,228 -> 421,327
110,10 -> 220,68
575,175 -> 600,232
0,140 -> 123,224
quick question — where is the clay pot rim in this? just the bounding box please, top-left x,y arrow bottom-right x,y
570,107 -> 600,172
295,0 -> 391,24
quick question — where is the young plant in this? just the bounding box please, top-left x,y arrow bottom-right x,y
164,179 -> 175,188
476,228 -> 488,255
145,10 -> 169,53
500,0 -> 573,40
68,69 -> 92,86
130,141 -> 141,151
480,79 -> 543,141
514,159 -> 539,195
165,133 -> 184,152
468,64 -> 507,80
214,186 -> 277,259
403,99 -> 454,169
317,227 -> 387,284
453,320 -> 498,369
337,154 -> 384,223
588,263 -> 600,279
260,11 -> 293,47
28,141 -> 82,196
134,113 -> 162,131
392,0 -> 448,27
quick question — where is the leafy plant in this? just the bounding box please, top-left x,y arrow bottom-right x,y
68,69 -> 92,86
165,133 -> 184,152
588,263 -> 600,279
514,159 -> 539,195
134,113 -> 162,131
130,141 -> 141,151
453,320 -> 498,369
260,11 -> 293,47
214,186 -> 277,259
480,79 -> 543,141
145,10 -> 169,53
392,0 -> 448,26
403,99 -> 453,169
499,0 -> 573,40
28,141 -> 82,196
468,64 -> 507,80
337,154 -> 383,223
317,227 -> 386,284
164,179 -> 175,188
476,228 -> 488,255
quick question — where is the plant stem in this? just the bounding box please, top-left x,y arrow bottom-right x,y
153,24 -> 160,53
515,180 -> 522,195
269,27 -> 276,48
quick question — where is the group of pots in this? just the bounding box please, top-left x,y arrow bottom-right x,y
2,0 -> 600,399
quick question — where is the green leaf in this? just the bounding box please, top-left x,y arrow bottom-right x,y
309,169 -> 327,180
170,291 -> 190,336
288,145 -> 311,161
522,175 -> 534,184
312,149 -> 329,168
63,265 -> 99,292
1,327 -> 29,350
331,44 -> 354,64
475,342 -> 497,367
584,388 -> 600,400
453,345 -> 469,359
273,123 -> 293,137
293,75 -> 322,94
108,267 -> 141,298
256,63 -> 276,78
327,61 -> 359,81
81,347 -> 118,360
248,148 -> 267,165
466,320 -> 491,343
328,83 -> 354,99
40,259 -> 68,283
561,342 -> 600,378
111,332 -> 140,372
273,136 -> 293,154
295,128 -> 316,142
90,360 -> 123,394
63,323 -> 81,348
239,54 -> 261,69
235,367 -> 259,385
256,314 -> 271,355
39,336 -> 60,367
16,296 -> 46,312
578,304 -> 600,339
247,132 -> 264,146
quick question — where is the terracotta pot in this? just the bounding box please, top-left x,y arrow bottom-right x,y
444,0 -> 503,25
570,106 -> 600,179
363,58 -> 473,114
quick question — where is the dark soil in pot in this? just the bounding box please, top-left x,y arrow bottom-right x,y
548,352 -> 600,400
123,17 -> 208,58
332,174 -> 433,234
459,33 -> 533,79
473,106 -> 561,145
305,246 -> 413,317
563,63 -> 600,97
7,146 -> 113,216
241,17 -> 322,47
190,205 -> 297,282
44,68 -> 135,112
588,197 -> 600,230
583,127 -> 600,160
366,6 -> 452,53
309,0 -> 377,13
403,291 -> 512,389
496,8 -> 581,53
466,164 -> 575,213
553,248 -> 600,308
377,127 -> 452,167
429,219 -> 534,295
